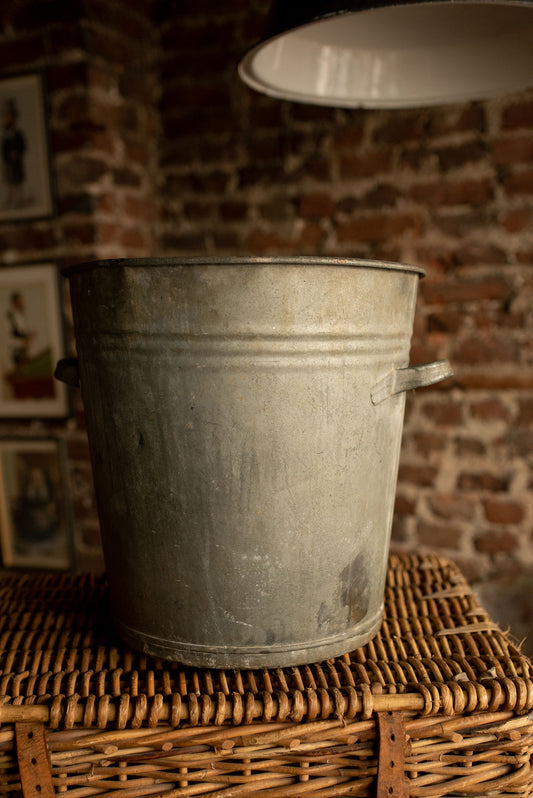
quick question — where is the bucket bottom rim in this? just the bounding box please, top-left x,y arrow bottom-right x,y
112,607 -> 384,669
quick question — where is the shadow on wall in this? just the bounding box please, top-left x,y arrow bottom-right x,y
474,572 -> 533,659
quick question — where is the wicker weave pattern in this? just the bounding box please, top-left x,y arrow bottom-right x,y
1,553 -> 532,796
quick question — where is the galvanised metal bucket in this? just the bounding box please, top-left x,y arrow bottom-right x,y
58,257 -> 452,669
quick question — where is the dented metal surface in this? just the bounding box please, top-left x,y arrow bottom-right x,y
62,256 -> 451,668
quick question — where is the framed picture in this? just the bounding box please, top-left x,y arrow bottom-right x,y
0,263 -> 69,417
0,438 -> 73,569
0,71 -> 54,222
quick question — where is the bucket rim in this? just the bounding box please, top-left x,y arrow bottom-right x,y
61,255 -> 425,277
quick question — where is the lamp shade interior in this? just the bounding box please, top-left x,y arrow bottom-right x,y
239,1 -> 533,108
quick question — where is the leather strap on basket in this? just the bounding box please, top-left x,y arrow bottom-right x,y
376,710 -> 409,798
15,721 -> 55,797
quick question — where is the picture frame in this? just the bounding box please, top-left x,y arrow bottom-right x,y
0,263 -> 69,417
0,70 -> 55,222
0,437 -> 73,570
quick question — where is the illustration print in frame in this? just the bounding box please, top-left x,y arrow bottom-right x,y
0,263 -> 69,417
0,437 -> 72,569
0,70 -> 55,221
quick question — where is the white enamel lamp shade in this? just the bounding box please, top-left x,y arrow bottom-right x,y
239,0 -> 533,108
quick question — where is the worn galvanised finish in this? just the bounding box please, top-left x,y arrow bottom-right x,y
61,256 -> 452,669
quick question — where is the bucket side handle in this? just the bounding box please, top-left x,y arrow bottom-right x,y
371,360 -> 453,405
54,357 -> 80,389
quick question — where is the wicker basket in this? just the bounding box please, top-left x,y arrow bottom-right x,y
1,553 -> 532,797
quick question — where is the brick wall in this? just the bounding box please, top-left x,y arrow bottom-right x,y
0,0 -> 159,568
157,2 -> 533,590
0,2 -> 532,610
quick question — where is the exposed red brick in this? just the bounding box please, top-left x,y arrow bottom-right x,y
435,140 -> 486,171
113,167 -> 142,188
166,14 -> 238,48
96,223 -> 120,245
397,464 -> 438,487
183,201 -> 214,221
433,209 -> 492,238
62,222 -> 97,245
163,108 -> 240,141
57,193 -> 96,215
454,437 -> 487,457
336,213 -> 421,244
160,232 -> 207,252
452,335 -> 520,365
409,179 -> 493,207
427,105 -> 485,137
470,399 -> 511,422
453,243 -> 507,267
291,155 -> 333,182
506,429 -> 533,458
259,199 -> 295,223
297,223 -> 326,249
503,168 -> 533,196
492,135 -> 533,165
47,61 -> 89,92
339,151 -> 392,179
428,494 -> 476,521
474,530 -> 520,553
517,249 -> 533,264
0,34 -> 47,68
499,208 -> 533,233
123,196 -> 158,221
360,183 -> 402,208
409,342 -> 441,366
374,113 -> 426,144
417,522 -> 462,549
299,192 -> 335,220
484,499 -> 525,525
124,141 -> 151,167
474,308 -> 526,331
250,103 -> 284,130
421,401 -> 464,426
456,374 -> 533,391
213,230 -> 242,250
421,276 -> 512,305
0,227 -> 57,251
219,201 -> 248,222
87,63 -> 113,92
332,122 -> 365,149
427,310 -> 464,333
502,101 -> 533,129
248,133 -> 286,162
61,156 -> 109,185
394,495 -> 416,515
83,23 -> 150,67
84,0 -> 153,44
289,104 -> 337,124
398,145 -> 431,171
120,227 -> 149,250
446,555 -> 484,583
411,432 -> 447,455
245,228 -> 294,253
96,193 -> 116,214
163,173 -> 196,196
517,399 -> 533,426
